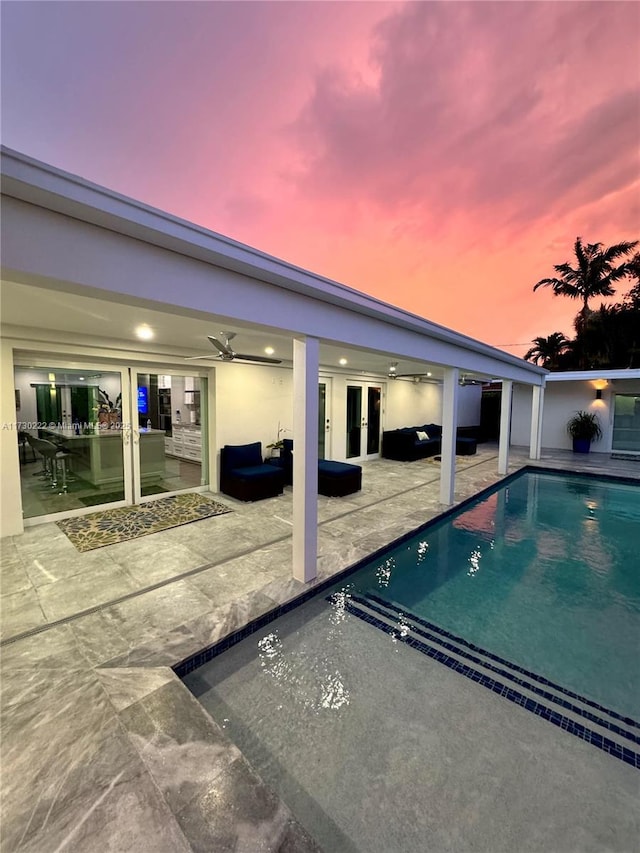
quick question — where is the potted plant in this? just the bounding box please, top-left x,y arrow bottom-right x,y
566,410 -> 602,453
266,439 -> 284,458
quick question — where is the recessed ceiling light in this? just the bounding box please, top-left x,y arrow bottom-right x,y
427,372 -> 432,377
264,346 -> 275,355
78,376 -> 85,381
135,324 -> 154,341
339,358 -> 348,366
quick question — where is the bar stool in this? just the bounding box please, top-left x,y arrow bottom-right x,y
18,431 -> 37,465
34,439 -> 72,493
27,435 -> 52,479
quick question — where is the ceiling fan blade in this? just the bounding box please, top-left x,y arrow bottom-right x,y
183,355 -> 221,361
207,335 -> 233,356
234,353 -> 282,364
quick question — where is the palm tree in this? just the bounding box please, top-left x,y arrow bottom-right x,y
533,237 -> 638,331
524,332 -> 571,369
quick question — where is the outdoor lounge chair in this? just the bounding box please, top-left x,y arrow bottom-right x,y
220,441 -> 285,501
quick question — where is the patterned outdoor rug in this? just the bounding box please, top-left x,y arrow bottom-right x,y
57,493 -> 232,552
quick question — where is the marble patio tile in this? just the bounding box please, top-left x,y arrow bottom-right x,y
172,754 -> 322,853
68,608 -> 136,668
70,582 -> 213,669
0,624 -> 89,670
189,592 -> 279,652
0,559 -> 32,596
36,563 -> 139,622
5,728 -> 192,853
259,575 -> 319,609
107,539 -> 208,586
163,524 -> 259,564
0,587 -> 47,641
95,666 -> 178,712
101,621 -> 204,670
188,561 -> 280,609
0,539 -> 21,567
13,527 -> 77,563
23,547 -> 118,588
120,680 -> 241,816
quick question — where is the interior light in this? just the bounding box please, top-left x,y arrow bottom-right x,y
427,372 -> 432,377
78,376 -> 85,381
339,358 -> 348,366
135,324 -> 154,341
48,373 -> 55,382
264,346 -> 275,355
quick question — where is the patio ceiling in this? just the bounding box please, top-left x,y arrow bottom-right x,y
1,278 -> 485,383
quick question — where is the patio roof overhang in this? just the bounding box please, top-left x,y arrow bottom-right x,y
1,146 -> 546,387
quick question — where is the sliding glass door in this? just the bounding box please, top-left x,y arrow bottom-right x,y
131,370 -> 208,502
612,394 -> 640,453
15,363 -> 130,521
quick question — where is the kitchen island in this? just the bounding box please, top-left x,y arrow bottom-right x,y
41,427 -> 166,488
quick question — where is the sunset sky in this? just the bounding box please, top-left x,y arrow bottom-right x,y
2,1 -> 638,357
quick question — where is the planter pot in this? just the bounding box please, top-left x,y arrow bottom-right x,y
572,438 -> 591,454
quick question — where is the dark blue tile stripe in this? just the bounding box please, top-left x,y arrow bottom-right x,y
344,594 -> 640,747
362,591 -> 640,732
342,600 -> 640,771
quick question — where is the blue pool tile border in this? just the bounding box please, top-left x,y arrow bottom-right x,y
342,599 -> 640,771
347,593 -> 640,746
360,592 -> 640,733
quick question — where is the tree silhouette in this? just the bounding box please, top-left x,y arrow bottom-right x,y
533,237 -> 638,331
524,332 -> 572,369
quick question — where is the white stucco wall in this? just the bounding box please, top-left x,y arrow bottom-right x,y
511,377 -> 640,452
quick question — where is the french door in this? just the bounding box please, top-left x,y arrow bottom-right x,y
346,383 -> 383,461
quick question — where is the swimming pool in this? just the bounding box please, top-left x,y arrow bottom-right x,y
183,470 -> 639,851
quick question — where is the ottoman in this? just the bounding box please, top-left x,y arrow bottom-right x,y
318,460 -> 362,497
456,437 -> 477,456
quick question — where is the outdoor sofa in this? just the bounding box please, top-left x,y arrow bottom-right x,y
381,424 -> 477,461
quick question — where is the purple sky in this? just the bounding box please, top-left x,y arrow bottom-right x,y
2,1 -> 638,355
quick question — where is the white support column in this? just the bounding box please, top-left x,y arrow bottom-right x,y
292,336 -> 319,583
439,367 -> 459,505
0,341 -> 23,536
498,380 -> 513,475
529,384 -> 544,461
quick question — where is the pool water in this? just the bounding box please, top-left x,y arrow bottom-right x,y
347,471 -> 640,719
184,471 -> 640,852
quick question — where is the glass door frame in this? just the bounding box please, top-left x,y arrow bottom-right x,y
612,393 -> 640,454
15,355 -> 133,526
318,377 -> 333,460
129,364 -> 211,504
345,380 -> 385,463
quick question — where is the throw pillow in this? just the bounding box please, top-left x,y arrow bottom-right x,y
416,430 -> 429,441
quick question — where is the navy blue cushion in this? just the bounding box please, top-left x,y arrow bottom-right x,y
282,439 -> 293,452
425,423 -> 442,437
230,464 -> 280,481
223,442 -> 262,470
318,460 -> 361,477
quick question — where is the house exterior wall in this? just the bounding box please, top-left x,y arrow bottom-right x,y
511,378 -> 640,452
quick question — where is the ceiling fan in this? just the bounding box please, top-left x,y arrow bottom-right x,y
459,374 -> 487,386
185,332 -> 282,365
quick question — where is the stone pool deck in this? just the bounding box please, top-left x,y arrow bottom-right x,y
1,448 -> 638,851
